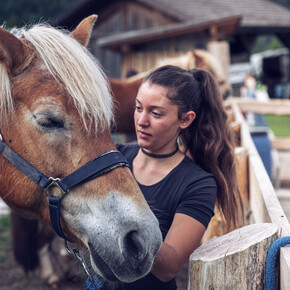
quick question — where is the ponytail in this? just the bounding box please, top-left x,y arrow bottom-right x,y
182,69 -> 243,228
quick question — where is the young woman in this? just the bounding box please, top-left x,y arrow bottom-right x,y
112,65 -> 243,290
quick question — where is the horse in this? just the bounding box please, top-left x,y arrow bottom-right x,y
0,14 -> 162,288
110,49 -> 232,135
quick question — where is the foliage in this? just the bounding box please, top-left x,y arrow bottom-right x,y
249,0 -> 290,53
0,0 -> 79,28
0,215 -> 11,263
270,0 -> 290,9
266,115 -> 290,137
252,35 -> 285,53
252,0 -> 290,53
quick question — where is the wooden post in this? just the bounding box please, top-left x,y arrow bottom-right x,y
280,247 -> 290,290
207,41 -> 230,79
189,223 -> 279,290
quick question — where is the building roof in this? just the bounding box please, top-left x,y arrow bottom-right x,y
136,0 -> 290,29
97,15 -> 241,50
53,0 -> 290,50
53,0 -> 290,30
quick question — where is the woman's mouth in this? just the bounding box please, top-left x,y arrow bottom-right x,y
137,130 -> 151,138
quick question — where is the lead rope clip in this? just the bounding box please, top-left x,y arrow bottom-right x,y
64,240 -> 95,286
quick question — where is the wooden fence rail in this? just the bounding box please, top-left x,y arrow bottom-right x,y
188,98 -> 290,289
230,97 -> 290,116
230,96 -> 290,152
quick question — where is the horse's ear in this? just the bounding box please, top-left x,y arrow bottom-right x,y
0,27 -> 34,75
192,50 -> 204,68
70,14 -> 98,46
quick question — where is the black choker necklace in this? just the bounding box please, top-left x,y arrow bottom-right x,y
141,147 -> 179,158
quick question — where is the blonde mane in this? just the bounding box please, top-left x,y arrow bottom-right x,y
156,49 -> 226,80
193,49 -> 226,79
125,51 -> 197,83
156,51 -> 197,70
0,63 -> 13,121
0,24 -> 113,131
126,49 -> 226,84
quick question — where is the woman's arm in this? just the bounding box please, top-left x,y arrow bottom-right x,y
151,213 -> 206,282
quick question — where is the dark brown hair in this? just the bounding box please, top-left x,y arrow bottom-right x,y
143,65 -> 243,228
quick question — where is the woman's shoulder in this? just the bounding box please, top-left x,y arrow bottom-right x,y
175,156 -> 217,186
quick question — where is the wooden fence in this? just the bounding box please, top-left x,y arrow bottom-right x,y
233,97 -> 290,152
188,98 -> 290,289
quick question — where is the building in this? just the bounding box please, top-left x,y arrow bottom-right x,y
53,0 -> 290,79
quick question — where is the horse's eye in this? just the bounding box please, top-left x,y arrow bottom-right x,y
33,114 -> 64,130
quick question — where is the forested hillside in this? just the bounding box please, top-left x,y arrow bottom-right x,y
273,0 -> 290,9
0,0 -> 78,27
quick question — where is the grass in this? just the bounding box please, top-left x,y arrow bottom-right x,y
0,214 -> 11,263
265,115 -> 290,137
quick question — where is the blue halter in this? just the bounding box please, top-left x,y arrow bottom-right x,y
0,132 -> 129,241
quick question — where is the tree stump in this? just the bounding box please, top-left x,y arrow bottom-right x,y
188,223 -> 279,289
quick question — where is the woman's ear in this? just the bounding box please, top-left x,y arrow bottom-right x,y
180,111 -> 196,129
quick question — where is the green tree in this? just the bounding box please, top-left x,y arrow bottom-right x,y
251,0 -> 290,53
0,0 -> 78,28
252,35 -> 285,53
270,0 -> 290,9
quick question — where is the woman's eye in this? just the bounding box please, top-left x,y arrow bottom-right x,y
33,114 -> 64,129
134,105 -> 142,112
152,111 -> 162,117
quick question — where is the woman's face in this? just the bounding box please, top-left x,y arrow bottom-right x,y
134,82 -> 182,152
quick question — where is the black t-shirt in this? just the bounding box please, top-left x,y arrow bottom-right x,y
109,144 -> 217,290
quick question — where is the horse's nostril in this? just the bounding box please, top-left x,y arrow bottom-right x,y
121,230 -> 147,270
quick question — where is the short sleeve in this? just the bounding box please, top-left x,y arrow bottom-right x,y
175,175 -> 217,228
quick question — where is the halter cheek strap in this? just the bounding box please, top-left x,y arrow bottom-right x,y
0,134 -> 51,187
0,132 -> 129,241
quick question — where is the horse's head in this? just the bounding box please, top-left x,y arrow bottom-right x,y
0,15 -> 162,283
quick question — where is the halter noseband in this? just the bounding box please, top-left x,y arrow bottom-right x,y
0,132 -> 129,241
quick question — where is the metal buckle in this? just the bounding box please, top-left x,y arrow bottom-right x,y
0,132 -> 3,141
44,177 -> 68,199
65,240 -> 93,282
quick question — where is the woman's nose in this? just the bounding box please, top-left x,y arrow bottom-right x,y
137,111 -> 149,127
